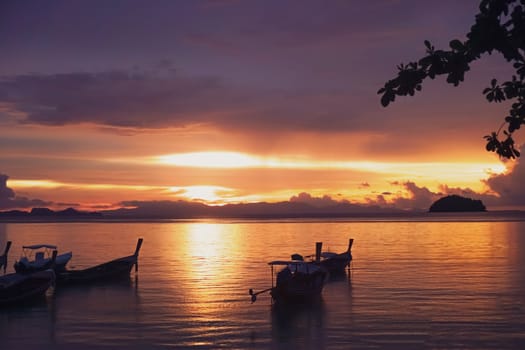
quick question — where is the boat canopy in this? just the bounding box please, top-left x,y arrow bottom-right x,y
268,260 -> 322,274
22,244 -> 57,250
268,260 -> 309,266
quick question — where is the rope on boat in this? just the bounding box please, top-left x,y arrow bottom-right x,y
248,287 -> 272,303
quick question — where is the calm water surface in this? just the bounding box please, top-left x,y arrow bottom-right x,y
1,216 -> 525,349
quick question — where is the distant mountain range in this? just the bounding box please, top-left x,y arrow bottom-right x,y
0,207 -> 103,218
0,195 -> 506,220
103,200 -> 407,219
0,200 -> 407,220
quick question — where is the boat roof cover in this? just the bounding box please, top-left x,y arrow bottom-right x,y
268,260 -> 322,273
22,244 -> 57,250
268,260 -> 310,266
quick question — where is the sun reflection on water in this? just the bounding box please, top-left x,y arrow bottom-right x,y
172,222 -> 245,327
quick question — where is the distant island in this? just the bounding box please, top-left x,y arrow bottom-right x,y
429,195 -> 486,212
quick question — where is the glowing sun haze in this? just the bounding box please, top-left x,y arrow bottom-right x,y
0,0 -> 524,211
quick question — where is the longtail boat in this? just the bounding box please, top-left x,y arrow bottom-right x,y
14,244 -> 72,274
317,238 -> 354,274
57,238 -> 143,284
0,251 -> 57,306
249,242 -> 327,304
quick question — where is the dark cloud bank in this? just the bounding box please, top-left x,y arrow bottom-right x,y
0,69 -> 369,133
0,174 -> 51,210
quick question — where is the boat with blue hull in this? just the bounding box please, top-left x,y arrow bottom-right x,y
1,249 -> 57,306
14,244 -> 72,274
0,269 -> 56,305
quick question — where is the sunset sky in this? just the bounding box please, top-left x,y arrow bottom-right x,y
1,0 -> 524,212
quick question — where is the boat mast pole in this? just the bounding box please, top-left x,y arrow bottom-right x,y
271,264 -> 274,289
1,241 -> 12,274
316,242 -> 322,262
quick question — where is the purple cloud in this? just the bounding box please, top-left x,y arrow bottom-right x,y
0,173 -> 51,210
0,69 -> 377,133
388,181 -> 441,210
290,192 -> 349,208
484,159 -> 525,208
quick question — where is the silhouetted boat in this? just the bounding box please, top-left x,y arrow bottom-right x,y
250,242 -> 328,304
14,244 -> 72,274
57,238 -> 143,284
1,241 -> 12,274
0,251 -> 57,306
318,238 -> 353,274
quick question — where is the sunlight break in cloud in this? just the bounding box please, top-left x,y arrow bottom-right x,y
153,151 -> 506,182
0,174 -> 51,209
9,179 -> 158,192
157,152 -> 263,168
169,185 -> 238,203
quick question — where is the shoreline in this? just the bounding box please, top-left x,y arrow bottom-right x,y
1,210 -> 524,224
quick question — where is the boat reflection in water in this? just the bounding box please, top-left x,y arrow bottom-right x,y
0,269 -> 56,306
271,298 -> 326,345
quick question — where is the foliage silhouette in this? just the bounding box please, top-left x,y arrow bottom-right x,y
379,0 -> 525,159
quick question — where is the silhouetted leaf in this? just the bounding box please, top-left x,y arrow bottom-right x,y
380,0 -> 525,159
380,91 -> 394,107
495,89 -> 505,102
449,39 -> 464,51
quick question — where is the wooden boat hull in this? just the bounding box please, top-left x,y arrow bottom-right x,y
0,270 -> 55,305
319,239 -> 354,274
320,251 -> 352,274
57,238 -> 142,284
58,256 -> 137,284
270,268 -> 327,304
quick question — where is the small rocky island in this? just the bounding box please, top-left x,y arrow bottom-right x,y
429,195 -> 486,212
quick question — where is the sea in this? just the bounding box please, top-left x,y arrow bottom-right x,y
1,212 -> 525,349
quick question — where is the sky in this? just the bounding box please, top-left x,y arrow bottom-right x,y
0,0 -> 523,212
